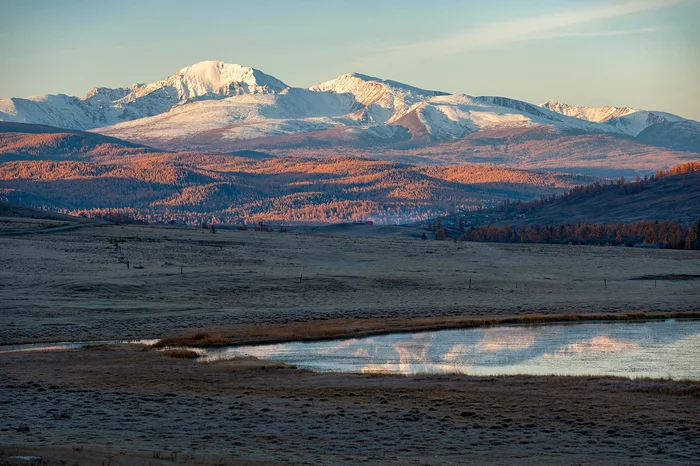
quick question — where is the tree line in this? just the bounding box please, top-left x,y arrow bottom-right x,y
451,220 -> 700,250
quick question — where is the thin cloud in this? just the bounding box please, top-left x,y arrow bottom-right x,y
534,26 -> 661,40
374,0 -> 691,57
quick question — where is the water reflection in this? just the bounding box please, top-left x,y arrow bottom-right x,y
475,327 -> 537,352
202,320 -> 700,380
543,335 -> 640,360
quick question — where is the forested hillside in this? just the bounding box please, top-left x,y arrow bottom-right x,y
0,122 -> 601,224
441,162 -> 700,227
0,155 -> 595,224
431,162 -> 700,248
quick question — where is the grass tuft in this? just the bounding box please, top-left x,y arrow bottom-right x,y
51,409 -> 72,420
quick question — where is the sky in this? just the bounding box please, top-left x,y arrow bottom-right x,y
1,0 -> 699,119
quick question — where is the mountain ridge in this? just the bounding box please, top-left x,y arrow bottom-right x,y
540,101 -> 637,124
3,60 -> 693,134
540,100 -> 688,137
1,60 -> 698,169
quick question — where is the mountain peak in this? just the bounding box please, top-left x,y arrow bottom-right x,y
309,72 -> 449,123
340,72 -> 381,81
148,60 -> 288,100
313,72 -> 447,95
175,61 -> 285,90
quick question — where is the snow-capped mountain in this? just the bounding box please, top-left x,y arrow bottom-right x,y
94,87 -> 359,143
0,61 -> 288,130
378,94 -> 620,141
541,100 -> 687,137
0,61 -> 696,154
94,74 -> 623,146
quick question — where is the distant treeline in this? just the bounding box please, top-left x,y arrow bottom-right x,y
440,219 -> 699,250
86,209 -> 148,225
655,162 -> 700,178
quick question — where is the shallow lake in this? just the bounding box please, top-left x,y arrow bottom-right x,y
201,319 -> 700,380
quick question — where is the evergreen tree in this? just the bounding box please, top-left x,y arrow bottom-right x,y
434,218 -> 448,240
686,227 -> 698,250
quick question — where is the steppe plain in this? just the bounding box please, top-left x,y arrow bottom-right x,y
1,218 -> 699,465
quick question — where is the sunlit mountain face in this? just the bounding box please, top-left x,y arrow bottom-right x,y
2,61 -> 699,173
2,61 -> 699,223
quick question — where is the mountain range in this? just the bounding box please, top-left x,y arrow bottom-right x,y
1,60 -> 699,224
2,60 -> 699,176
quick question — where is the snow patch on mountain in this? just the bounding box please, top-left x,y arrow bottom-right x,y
541,101 -> 637,123
0,94 -> 111,129
124,60 -> 287,103
390,95 -> 623,140
541,100 -> 688,136
310,72 -> 448,124
606,111 -> 687,136
96,88 -> 357,142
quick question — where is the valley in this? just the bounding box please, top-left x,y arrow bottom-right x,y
4,1 -> 700,463
2,54 -> 699,466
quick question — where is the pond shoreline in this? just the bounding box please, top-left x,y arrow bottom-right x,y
195,319 -> 700,380
154,310 -> 700,349
3,312 -> 699,351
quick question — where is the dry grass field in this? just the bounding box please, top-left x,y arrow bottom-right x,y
1,221 -> 699,344
1,219 -> 700,464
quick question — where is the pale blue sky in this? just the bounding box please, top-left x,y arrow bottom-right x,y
1,0 -> 699,119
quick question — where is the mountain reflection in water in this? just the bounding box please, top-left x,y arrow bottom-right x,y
200,320 -> 700,380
